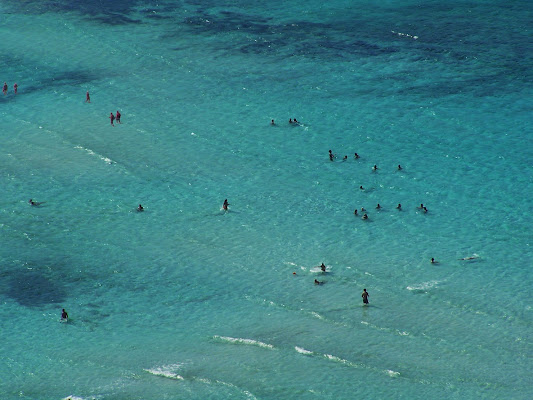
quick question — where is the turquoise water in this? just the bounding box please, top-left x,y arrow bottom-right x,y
1,1 -> 532,399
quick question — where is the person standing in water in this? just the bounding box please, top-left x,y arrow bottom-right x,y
86,91 -> 90,103
109,112 -> 115,126
222,199 -> 229,211
13,83 -> 18,94
61,308 -> 68,321
116,110 -> 121,124
2,82 -> 7,95
362,288 -> 369,304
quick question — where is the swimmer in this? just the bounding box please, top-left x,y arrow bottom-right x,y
137,204 -> 144,212
360,207 -> 366,211
431,258 -> 438,264
116,110 -> 121,124
354,209 -> 358,216
459,255 -> 478,261
359,185 -> 364,190
423,206 -> 428,213
271,119 -> 275,125
376,203 -> 381,209
85,91 -> 90,103
398,164 -> 402,170
28,199 -> 44,206
314,279 -> 322,285
362,288 -> 369,304
354,152 -> 360,159
109,112 -> 115,126
362,213 -> 369,220
61,308 -> 68,321
329,150 -> 335,161
13,83 -> 17,94
418,203 -> 424,209
343,155 -> 348,161
396,203 -> 402,210
293,118 -> 298,123
372,164 -> 378,171
289,118 -> 293,124
2,82 -> 7,95
222,199 -> 229,211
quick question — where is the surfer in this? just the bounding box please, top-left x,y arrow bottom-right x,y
29,199 -> 43,206
61,309 -> 68,321
362,289 -> 369,304
318,263 -> 326,272
431,258 -> 438,264
222,199 -> 229,211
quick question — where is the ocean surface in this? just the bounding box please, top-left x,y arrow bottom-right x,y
0,1 -> 532,399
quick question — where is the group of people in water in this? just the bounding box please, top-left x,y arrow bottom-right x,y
311,262 -> 370,304
3,81 -> 17,95
328,149 -> 429,220
84,90 -> 121,126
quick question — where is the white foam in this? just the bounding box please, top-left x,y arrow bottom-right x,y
308,311 -> 324,320
74,145 -> 114,165
295,346 -> 313,355
385,369 -> 401,377
144,363 -> 184,380
391,30 -> 418,39
406,280 -> 441,292
197,377 -> 258,400
213,335 -> 274,350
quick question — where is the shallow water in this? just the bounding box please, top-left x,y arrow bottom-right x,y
0,1 -> 532,399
